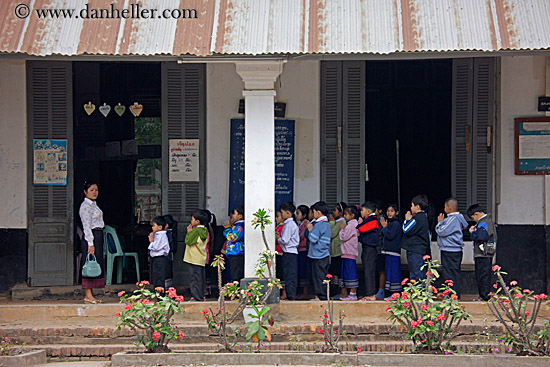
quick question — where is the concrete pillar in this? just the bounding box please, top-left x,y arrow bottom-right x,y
235,61 -> 285,278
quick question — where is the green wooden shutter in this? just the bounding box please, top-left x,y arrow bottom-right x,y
321,61 -> 342,205
472,58 -> 495,213
452,58 -> 495,214
342,61 -> 365,205
161,63 -> 206,223
451,59 -> 473,214
27,61 -> 74,286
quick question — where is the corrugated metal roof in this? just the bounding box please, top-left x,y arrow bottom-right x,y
1,0 -> 549,57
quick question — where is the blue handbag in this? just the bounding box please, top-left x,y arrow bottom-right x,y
82,254 -> 102,278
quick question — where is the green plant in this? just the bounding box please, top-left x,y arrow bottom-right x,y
487,265 -> 549,356
243,304 -> 277,349
319,274 -> 345,352
386,256 -> 471,353
288,333 -> 307,352
0,337 -> 13,356
115,281 -> 185,353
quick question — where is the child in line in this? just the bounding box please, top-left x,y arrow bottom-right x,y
356,201 -> 379,301
329,202 -> 347,299
306,201 -> 331,301
295,205 -> 311,300
276,202 -> 300,300
148,216 -> 170,289
402,195 -> 431,281
275,210 -> 285,299
374,200 -> 386,300
184,210 -> 209,302
380,204 -> 402,294
202,209 -> 216,298
163,214 -> 178,289
436,198 -> 468,298
467,204 -> 498,301
338,206 -> 359,301
223,205 -> 245,282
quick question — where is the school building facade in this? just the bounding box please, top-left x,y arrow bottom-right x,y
0,0 -> 549,294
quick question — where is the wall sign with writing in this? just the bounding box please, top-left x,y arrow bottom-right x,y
228,119 -> 295,214
33,139 -> 68,185
515,117 -> 550,175
169,139 -> 199,182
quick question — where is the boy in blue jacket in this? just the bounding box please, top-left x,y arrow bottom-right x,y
436,198 -> 468,297
306,201 -> 331,301
356,201 -> 379,301
402,195 -> 430,281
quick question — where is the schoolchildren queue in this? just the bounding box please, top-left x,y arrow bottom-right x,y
147,196 -> 496,302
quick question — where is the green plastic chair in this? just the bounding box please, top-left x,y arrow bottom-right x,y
103,225 -> 140,285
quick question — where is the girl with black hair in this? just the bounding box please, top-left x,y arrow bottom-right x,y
276,202 -> 300,300
295,205 -> 311,299
79,181 -> 105,304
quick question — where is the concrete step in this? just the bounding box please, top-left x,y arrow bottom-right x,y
26,341 -> 506,358
2,299 -> 542,324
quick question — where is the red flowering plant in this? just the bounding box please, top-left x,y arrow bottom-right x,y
319,274 -> 346,352
115,280 -> 185,353
386,256 -> 471,353
487,265 -> 550,356
202,209 -> 281,352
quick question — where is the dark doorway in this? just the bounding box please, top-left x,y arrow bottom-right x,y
365,60 -> 452,217
73,62 -> 162,283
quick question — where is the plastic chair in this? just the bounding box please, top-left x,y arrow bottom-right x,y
103,225 -> 141,285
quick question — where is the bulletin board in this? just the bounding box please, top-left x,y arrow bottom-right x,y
33,139 -> 68,185
515,117 -> 550,175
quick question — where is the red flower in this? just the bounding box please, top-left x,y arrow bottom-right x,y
523,289 -> 531,293
525,311 -> 530,316
401,292 -> 409,300
540,293 -> 547,299
515,293 -> 522,298
427,321 -> 434,326
438,313 -> 445,320
118,291 -> 126,297
179,331 -> 185,339
451,295 -> 458,300
323,314 -> 328,318
175,295 -> 184,302
391,293 -> 400,300
401,278 -> 409,286
421,305 -> 428,311
431,286 -> 438,293
510,280 -> 518,286
155,286 -> 165,293
403,301 -> 411,308
326,274 -> 333,279
125,304 -> 132,310
319,329 -> 324,334
492,265 -> 500,272
115,311 -> 121,317
152,331 -> 161,342
423,255 -> 431,260
411,320 -> 418,327
385,306 -> 391,312
493,284 -> 497,289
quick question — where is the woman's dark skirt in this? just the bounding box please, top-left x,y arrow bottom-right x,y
81,229 -> 106,289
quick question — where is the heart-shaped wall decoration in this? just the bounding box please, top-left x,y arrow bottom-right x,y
114,103 -> 126,117
129,102 -> 143,117
84,102 -> 95,116
99,103 -> 111,117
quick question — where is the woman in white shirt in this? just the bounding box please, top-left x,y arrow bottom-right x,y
79,181 -> 105,304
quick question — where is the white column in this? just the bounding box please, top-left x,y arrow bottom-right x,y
235,61 -> 285,278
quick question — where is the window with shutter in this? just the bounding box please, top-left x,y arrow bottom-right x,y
27,61 -> 74,286
161,63 -> 206,223
452,58 -> 495,215
321,61 -> 365,205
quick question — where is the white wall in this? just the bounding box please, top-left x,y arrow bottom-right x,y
0,60 -> 27,228
497,56 -> 546,225
205,60 -> 320,219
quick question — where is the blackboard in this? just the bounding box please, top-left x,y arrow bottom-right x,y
228,119 -> 295,215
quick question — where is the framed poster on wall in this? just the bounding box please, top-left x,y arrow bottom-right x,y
515,117 -> 550,175
33,139 -> 68,185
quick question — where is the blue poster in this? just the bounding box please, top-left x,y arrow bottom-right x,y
33,139 -> 68,185
228,119 -> 295,214
516,120 -> 550,174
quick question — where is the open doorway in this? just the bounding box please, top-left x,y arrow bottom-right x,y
73,62 -> 162,283
365,60 -> 452,217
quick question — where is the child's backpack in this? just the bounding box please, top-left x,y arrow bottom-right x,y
166,220 -> 179,254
